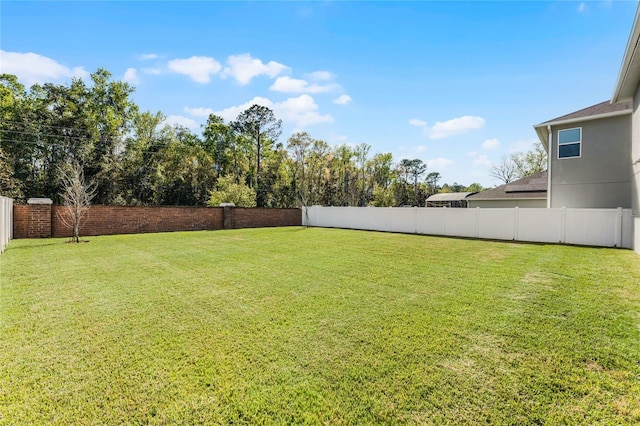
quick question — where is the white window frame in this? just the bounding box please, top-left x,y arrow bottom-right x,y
557,127 -> 582,159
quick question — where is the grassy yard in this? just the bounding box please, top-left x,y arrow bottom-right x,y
1,227 -> 639,425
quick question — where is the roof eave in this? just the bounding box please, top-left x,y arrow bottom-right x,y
612,3 -> 640,104
533,125 -> 549,152
533,108 -> 632,147
468,197 -> 546,201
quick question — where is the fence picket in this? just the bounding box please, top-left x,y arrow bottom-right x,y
305,206 -> 633,249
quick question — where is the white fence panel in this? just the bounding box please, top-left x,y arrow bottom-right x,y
369,207 -> 392,232
304,206 -> 633,249
417,208 -> 445,235
0,196 -> 13,254
390,208 -> 417,234
622,210 -> 633,249
346,207 -> 369,230
517,208 -> 563,243
443,209 -> 477,238
314,206 -> 333,228
478,208 -> 516,241
564,209 -> 619,247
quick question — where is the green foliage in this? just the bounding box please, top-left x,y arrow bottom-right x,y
369,184 -> 396,207
2,229 -> 639,423
1,70 -> 504,206
207,175 -> 256,207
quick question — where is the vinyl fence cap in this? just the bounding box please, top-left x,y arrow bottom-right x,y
27,198 -> 53,205
219,203 -> 235,207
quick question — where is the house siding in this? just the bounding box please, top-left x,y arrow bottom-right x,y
550,114 -> 632,208
467,199 -> 546,208
633,84 -> 640,254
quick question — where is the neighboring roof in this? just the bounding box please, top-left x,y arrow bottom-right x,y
426,192 -> 476,202
612,3 -> 640,103
533,100 -> 632,149
467,171 -> 547,201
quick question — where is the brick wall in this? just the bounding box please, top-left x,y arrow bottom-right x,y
28,203 -> 52,238
230,208 -> 302,229
13,205 -> 301,238
51,205 -> 224,237
13,205 -> 29,239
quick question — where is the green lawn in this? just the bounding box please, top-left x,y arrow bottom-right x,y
1,227 -> 639,425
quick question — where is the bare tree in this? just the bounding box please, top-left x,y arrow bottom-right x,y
57,163 -> 96,243
489,155 -> 518,184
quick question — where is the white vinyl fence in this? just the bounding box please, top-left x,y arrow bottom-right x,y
0,196 -> 13,254
303,206 -> 633,249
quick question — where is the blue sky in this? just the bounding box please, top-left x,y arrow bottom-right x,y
1,1 -> 636,187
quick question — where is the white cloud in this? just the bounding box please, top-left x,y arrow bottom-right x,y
482,138 -> 500,150
415,145 -> 426,153
466,151 -> 477,157
123,68 -> 140,85
270,76 -> 338,94
276,95 -> 334,127
510,138 -> 538,152
184,106 -> 215,117
333,135 -> 349,142
0,50 -> 89,86
426,157 -> 453,169
222,53 -> 289,85
409,118 -> 427,127
473,154 -> 492,167
208,97 -> 274,122
333,94 -> 352,105
139,53 -> 159,60
429,115 -> 485,139
164,115 -> 199,130
307,70 -> 333,81
167,56 -> 222,83
577,2 -> 588,13
207,94 -> 332,128
142,67 -> 162,75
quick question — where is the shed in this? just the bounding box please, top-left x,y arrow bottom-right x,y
425,192 -> 476,208
466,171 -> 547,208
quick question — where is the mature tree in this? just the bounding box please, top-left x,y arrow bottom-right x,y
489,155 -> 518,184
287,132 -> 313,207
425,172 -> 441,195
230,105 -> 282,207
407,159 -> 427,206
84,69 -> 137,204
57,163 -> 96,243
207,175 -> 256,207
121,110 -> 167,204
368,152 -> 395,207
155,126 -> 215,206
202,114 -> 235,179
355,143 -> 371,206
512,142 -> 547,178
0,147 -> 21,198
490,142 -> 547,184
466,182 -> 484,192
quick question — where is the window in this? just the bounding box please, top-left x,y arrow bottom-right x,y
558,128 -> 581,159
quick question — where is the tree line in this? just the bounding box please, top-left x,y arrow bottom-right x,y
2,69 -> 541,208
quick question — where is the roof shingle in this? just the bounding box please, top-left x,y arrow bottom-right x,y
467,171 -> 547,200
537,100 -> 632,126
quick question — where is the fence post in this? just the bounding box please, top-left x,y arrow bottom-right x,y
475,207 -> 480,238
615,207 -> 622,248
513,207 -> 519,241
442,207 -> 447,236
560,207 -> 567,244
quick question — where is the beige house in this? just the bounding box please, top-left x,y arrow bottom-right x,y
528,3 -> 640,253
466,171 -> 547,208
533,101 -> 632,209
611,4 -> 640,254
